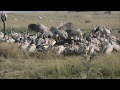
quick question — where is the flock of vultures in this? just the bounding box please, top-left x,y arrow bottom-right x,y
0,21 -> 120,56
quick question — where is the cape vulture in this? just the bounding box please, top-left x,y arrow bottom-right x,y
69,29 -> 82,36
56,22 -> 76,31
50,27 -> 68,39
44,31 -> 53,38
28,23 -> 49,33
28,23 -> 53,38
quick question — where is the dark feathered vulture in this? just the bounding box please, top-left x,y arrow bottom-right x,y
1,12 -> 7,22
118,30 -> 120,33
28,24 -> 40,32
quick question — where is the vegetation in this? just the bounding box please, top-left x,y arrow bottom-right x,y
0,51 -> 120,79
0,11 -> 120,79
0,11 -> 120,29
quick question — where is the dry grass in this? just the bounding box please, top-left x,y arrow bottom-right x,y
0,11 -> 119,30
0,53 -> 120,79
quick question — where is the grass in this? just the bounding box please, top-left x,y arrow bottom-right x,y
0,43 -> 119,79
0,11 -> 120,79
0,11 -> 120,30
0,53 -> 120,79
0,43 -> 26,59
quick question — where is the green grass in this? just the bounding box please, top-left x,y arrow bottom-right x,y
0,11 -> 120,79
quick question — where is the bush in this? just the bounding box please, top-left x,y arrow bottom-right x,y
0,43 -> 26,59
85,20 -> 92,23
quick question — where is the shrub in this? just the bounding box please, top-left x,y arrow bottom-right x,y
85,20 -> 92,23
0,43 -> 26,59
